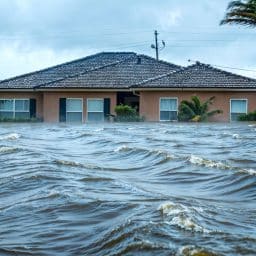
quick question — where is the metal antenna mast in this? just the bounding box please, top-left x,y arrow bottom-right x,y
151,30 -> 165,61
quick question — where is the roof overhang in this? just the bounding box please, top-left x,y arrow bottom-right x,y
36,88 -> 131,92
133,87 -> 256,92
0,89 -> 36,92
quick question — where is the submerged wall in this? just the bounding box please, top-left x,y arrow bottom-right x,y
139,91 -> 256,122
42,91 -> 117,122
0,92 -> 44,119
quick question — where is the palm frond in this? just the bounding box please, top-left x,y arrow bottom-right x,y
221,0 -> 256,26
191,96 -> 201,115
180,100 -> 197,113
207,109 -> 223,117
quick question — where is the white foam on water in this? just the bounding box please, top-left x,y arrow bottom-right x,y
0,133 -> 21,140
114,180 -> 148,195
248,124 -> 256,127
155,150 -> 174,159
0,146 -> 17,154
189,155 -> 229,169
189,155 -> 256,176
177,245 -> 217,256
170,216 -> 208,233
55,159 -> 83,167
240,168 -> 256,175
55,159 -> 102,170
114,145 -> 131,152
232,133 -> 241,139
158,202 -> 209,233
158,202 -> 185,216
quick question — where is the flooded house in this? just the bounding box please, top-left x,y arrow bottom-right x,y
0,52 -> 256,122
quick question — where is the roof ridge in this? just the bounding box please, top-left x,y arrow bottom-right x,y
0,51 -> 137,85
37,54 -> 136,88
132,68 -> 184,87
193,61 -> 256,82
138,54 -> 181,69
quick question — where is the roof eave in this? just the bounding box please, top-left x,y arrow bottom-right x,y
0,88 -> 36,92
36,87 -> 131,92
133,87 -> 256,92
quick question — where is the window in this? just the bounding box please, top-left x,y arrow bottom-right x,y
0,99 -> 29,119
66,98 -> 83,122
230,99 -> 247,121
87,99 -> 104,122
160,98 -> 178,121
15,99 -> 30,119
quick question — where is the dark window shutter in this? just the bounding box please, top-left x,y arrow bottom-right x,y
104,98 -> 111,118
59,98 -> 66,122
29,99 -> 36,118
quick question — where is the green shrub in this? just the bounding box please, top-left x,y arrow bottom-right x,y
239,110 -> 256,121
114,104 -> 143,122
178,96 -> 222,122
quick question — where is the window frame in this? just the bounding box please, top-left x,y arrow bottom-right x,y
159,97 -> 178,122
66,98 -> 83,123
87,98 -> 104,122
230,98 -> 248,122
0,98 -> 30,118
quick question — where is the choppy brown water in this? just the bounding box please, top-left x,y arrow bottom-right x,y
0,122 -> 255,256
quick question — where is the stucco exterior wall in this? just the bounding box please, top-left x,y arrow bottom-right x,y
139,91 -> 256,122
43,91 -> 117,122
0,92 -> 43,119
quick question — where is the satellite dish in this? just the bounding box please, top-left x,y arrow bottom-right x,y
151,44 -> 156,49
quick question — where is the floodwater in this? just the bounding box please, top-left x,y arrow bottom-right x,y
0,122 -> 255,256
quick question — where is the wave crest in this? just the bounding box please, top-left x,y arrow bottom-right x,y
158,202 -> 209,233
177,245 -> 219,256
0,146 -> 18,154
188,155 -> 256,175
0,133 -> 21,140
189,155 -> 229,169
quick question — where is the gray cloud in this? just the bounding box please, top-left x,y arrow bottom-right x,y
0,0 -> 256,79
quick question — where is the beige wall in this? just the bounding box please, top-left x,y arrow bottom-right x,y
43,91 -> 117,122
1,90 -> 255,122
139,91 -> 256,122
0,92 -> 43,119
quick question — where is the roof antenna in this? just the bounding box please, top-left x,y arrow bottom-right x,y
151,30 -> 165,61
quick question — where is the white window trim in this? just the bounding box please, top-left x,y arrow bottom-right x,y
66,98 -> 83,122
159,97 -> 178,122
87,98 -> 104,122
230,98 -> 248,122
0,98 -> 30,118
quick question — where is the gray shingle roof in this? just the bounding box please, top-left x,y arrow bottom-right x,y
133,62 -> 256,89
1,53 -> 256,90
40,54 -> 180,89
0,52 -> 137,89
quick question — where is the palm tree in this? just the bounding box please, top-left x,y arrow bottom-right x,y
178,96 -> 223,122
220,0 -> 256,27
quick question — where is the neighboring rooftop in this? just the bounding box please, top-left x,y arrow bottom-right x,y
134,62 -> 256,89
0,52 -> 180,89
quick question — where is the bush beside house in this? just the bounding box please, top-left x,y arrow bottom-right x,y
239,110 -> 256,121
114,105 -> 143,122
178,96 -> 223,122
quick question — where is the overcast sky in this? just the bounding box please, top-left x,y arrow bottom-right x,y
1,0 -> 256,79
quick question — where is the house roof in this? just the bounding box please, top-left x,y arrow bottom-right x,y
0,53 -> 256,91
133,62 -> 256,89
40,54 -> 180,89
0,52 -> 180,90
